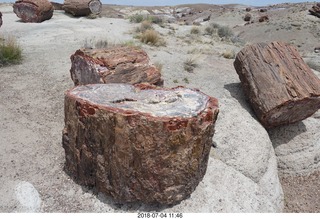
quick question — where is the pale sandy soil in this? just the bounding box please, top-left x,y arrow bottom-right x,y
0,2 -> 320,212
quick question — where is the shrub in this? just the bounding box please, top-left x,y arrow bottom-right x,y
136,20 -> 153,33
184,58 -> 198,73
129,14 -> 144,23
204,23 -> 220,36
95,39 -> 109,48
190,26 -> 201,35
222,50 -> 235,59
0,36 -> 22,66
217,26 -> 234,39
140,30 -> 165,46
148,15 -> 163,25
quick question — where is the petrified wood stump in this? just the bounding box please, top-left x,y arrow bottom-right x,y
63,0 -> 101,17
234,41 -> 320,128
62,83 -> 219,204
13,0 -> 54,23
70,46 -> 163,86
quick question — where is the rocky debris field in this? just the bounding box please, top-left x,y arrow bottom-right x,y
0,1 -> 320,213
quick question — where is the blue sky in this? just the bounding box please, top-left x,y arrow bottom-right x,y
0,0 -> 305,6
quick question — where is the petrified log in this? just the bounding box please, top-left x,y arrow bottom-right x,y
244,13 -> 251,22
63,0 -> 101,17
0,12 -> 2,28
234,41 -> 320,128
13,0 -> 54,23
62,83 -> 219,204
309,3 -> 320,18
70,46 -> 163,86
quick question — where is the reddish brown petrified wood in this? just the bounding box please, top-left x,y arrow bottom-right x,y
234,41 -> 320,128
70,46 -> 163,86
63,0 -> 101,17
13,0 -> 54,23
62,83 -> 219,204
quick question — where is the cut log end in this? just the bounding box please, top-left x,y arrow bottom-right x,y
68,84 -> 216,118
234,41 -> 320,128
63,83 -> 219,204
63,0 -> 102,16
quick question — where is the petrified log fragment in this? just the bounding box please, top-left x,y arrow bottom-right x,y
309,3 -> 320,18
234,41 -> 320,128
63,0 -> 101,17
0,12 -> 2,28
13,0 -> 54,23
70,46 -> 163,86
62,83 -> 219,204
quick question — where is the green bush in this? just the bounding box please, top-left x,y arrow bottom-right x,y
129,14 -> 144,23
217,26 -> 234,39
0,36 -> 22,66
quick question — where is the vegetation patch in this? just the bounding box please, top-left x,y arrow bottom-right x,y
0,36 -> 22,67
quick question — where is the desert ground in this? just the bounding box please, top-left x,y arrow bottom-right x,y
0,2 -> 320,213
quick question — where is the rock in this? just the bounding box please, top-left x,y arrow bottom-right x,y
70,46 -> 163,86
63,0 -> 102,17
269,115 -> 320,175
15,181 -> 41,212
259,8 -> 267,12
50,1 -> 63,10
0,12 -> 2,28
309,3 -> 320,18
314,47 -> 320,53
234,42 -> 320,128
246,7 -> 252,12
244,13 -> 252,22
259,15 -> 269,22
13,0 -> 54,23
62,83 -> 219,205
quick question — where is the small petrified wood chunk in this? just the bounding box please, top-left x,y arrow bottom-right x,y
13,0 -> 54,23
0,12 -> 2,28
70,46 -> 163,86
234,41 -> 320,128
63,0 -> 101,17
309,3 -> 320,18
62,83 -> 219,204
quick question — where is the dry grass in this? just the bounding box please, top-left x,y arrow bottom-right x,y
184,57 -> 198,73
136,20 -> 153,33
222,50 -> 235,59
190,26 -> 201,35
0,36 -> 22,66
139,30 -> 166,46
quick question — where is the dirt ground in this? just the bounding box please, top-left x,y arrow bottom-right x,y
1,2 -> 320,213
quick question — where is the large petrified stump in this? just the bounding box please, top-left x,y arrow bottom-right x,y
234,41 -> 320,128
63,0 -> 101,17
13,0 -> 54,23
70,46 -> 163,86
62,83 -> 219,204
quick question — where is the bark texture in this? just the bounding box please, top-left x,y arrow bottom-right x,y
62,83 -> 219,205
13,0 -> 54,23
234,41 -> 320,128
70,46 -> 163,86
63,0 -> 101,16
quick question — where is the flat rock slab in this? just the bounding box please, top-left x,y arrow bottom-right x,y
62,83 -> 219,205
70,46 -> 163,86
13,0 -> 54,23
234,41 -> 320,128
